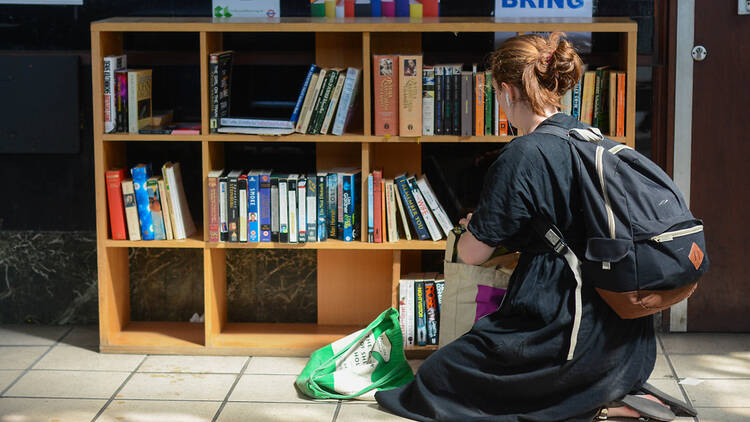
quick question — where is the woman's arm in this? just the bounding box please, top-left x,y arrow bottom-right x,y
457,213 -> 496,265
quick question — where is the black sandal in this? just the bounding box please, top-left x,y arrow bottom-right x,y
603,394 -> 676,421
637,382 -> 697,417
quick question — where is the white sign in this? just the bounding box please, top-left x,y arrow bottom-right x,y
494,0 -> 593,53
0,1 -> 83,4
213,0 -> 280,18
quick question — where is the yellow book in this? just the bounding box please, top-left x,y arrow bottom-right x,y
609,71 -> 618,137
325,0 -> 336,17
127,69 -> 152,133
580,70 -> 596,125
399,55 -> 423,136
410,3 -> 423,17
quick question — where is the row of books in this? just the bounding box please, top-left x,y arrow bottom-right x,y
310,0 -> 438,18
106,163 -> 197,241
373,55 -> 627,138
207,170 -> 361,243
102,55 -> 152,134
398,273 -> 444,347
366,172 -> 452,243
209,50 -> 362,136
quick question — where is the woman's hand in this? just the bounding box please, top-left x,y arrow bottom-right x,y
458,213 -> 473,229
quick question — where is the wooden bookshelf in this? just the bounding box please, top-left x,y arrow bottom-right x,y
92,17 -> 637,356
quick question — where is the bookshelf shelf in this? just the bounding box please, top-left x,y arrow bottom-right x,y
92,17 -> 637,357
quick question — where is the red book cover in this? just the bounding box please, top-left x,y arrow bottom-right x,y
373,55 -> 399,136
106,169 -> 128,240
345,0 -> 355,16
421,0 -> 438,17
208,170 -> 221,242
373,169 -> 383,243
616,72 -> 626,137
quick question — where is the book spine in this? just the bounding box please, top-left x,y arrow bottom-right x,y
131,165 -> 154,240
396,0 -> 409,16
336,173 -> 344,240
219,118 -> 294,129
435,277 -> 444,315
127,71 -> 137,133
316,175 -> 327,241
382,0 -> 395,16
367,174 -> 374,242
609,71 -> 617,136
115,71 -> 127,132
394,180 -> 412,240
444,66 -> 453,135
239,176 -> 248,242
484,71 -> 493,136
373,170 -> 382,243
288,177 -> 298,243
228,174 -> 239,242
320,73 -> 346,135
291,64 -> 318,125
371,0 -> 381,16
260,174 -> 272,242
279,177 -> 289,243
307,70 -> 333,134
385,181 -> 399,242
298,177 -> 307,243
408,177 -> 442,241
398,279 -> 412,346
416,177 -> 452,236
355,0 -> 371,16
336,0 -> 345,17
295,72 -> 320,133
571,79 -> 582,120
209,54 -> 219,133
395,175 -> 429,240
219,175 -> 228,241
373,55 -> 399,136
128,70 -> 152,133
105,169 -> 127,240
157,178 -> 174,240
300,69 -> 327,134
326,173 -> 337,238
593,68 -> 605,130
617,72 -> 626,137
452,65 -> 461,135
345,0 -> 355,16
581,71 -> 596,125
461,71 -> 472,136
475,72 -> 485,136
247,175 -> 259,242
422,66 -> 435,136
208,175 -> 219,242
434,66 -> 443,135
103,56 -> 125,133
218,52 -> 233,124
311,0 -> 325,17
399,55 -> 423,137
342,174 -> 354,241
306,175 -> 317,242
380,179 -> 385,242
353,172 -> 361,241
325,0 -> 336,18
311,69 -> 339,134
422,0 -> 438,16
494,95 -> 499,136
121,179 -> 141,241
146,178 -> 166,240
414,279 -> 427,346
498,101 -> 508,136
166,163 -> 196,239
424,280 -> 439,345
332,68 -> 361,136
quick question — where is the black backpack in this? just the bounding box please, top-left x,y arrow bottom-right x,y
532,122 -> 709,360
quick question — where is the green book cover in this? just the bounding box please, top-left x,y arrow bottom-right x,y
312,69 -> 339,134
307,70 -> 334,134
484,70 -> 493,136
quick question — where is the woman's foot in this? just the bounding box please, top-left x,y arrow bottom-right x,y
607,394 -> 667,418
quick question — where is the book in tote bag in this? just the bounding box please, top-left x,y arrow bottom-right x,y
438,229 -> 518,347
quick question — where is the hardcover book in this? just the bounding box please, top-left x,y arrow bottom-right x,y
105,169 -> 128,240
121,178 -> 141,241
373,55 -> 399,136
434,65 -> 444,135
127,69 -> 152,134
398,55 -> 423,137
616,71 -> 626,137
581,70 -> 596,125
130,164 -> 154,240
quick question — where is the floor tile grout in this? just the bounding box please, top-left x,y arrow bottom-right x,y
331,400 -> 342,422
658,336 -> 700,422
90,354 -> 149,422
0,326 -> 73,397
211,356 -> 252,422
1,395 -> 225,403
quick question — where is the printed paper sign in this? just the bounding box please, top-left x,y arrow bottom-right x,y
213,0 -> 280,18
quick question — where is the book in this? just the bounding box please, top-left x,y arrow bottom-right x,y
325,0 -> 336,18
434,65 -> 444,135
294,70 -> 320,133
494,95 -> 499,135
287,174 -> 298,243
571,79 -> 582,120
260,172 -> 272,242
121,178 -> 141,241
424,279 -> 439,345
332,68 -> 362,136
385,180 -> 399,242
105,169 -> 128,240
443,66 -> 453,135
345,0 -> 355,16
216,127 -> 294,135
561,89 -> 573,116
416,175 -> 452,237
422,66 -> 435,136
208,169 -> 223,242
127,69 -> 152,134
297,175 -> 307,243
414,277 -> 427,346
380,178 -> 385,243
371,0 -> 381,16
394,174 -> 429,240
396,0 -> 409,16
474,71 -> 485,136
247,171 -> 259,242
160,165 -> 179,239
593,66 -> 610,133
399,55 -> 423,137
306,174 -> 317,242
309,68 -> 340,134
103,55 -> 126,133
498,100 -> 508,136
580,70 -> 596,125
337,172 -> 344,239
115,71 -> 128,132
238,174 -> 248,242
157,178 -> 174,240
461,71 -> 473,136
367,173 -> 375,242
342,170 -> 361,241
311,0 -> 325,16
131,164 -> 154,240
306,69 -> 333,134
298,68 -> 326,134
373,55 -> 399,136
316,173 -> 327,242
355,0 -> 371,16
609,71 -> 617,137
210,51 -> 233,133
219,117 -> 294,129
326,172 -> 338,239
227,169 -> 242,242
616,71 -> 626,137
291,64 -> 319,125
422,0 -> 438,16
219,171 -> 229,241
381,0 -> 395,16
146,177 -> 167,240
435,275 -> 445,315
451,64 -> 462,135
393,177 -> 412,240
336,0 -> 345,17
320,71 -> 346,135
163,162 -> 197,240
408,0 -> 421,16
372,170 -> 383,243
399,277 -> 415,346
278,175 -> 289,243
408,175 -> 442,241
484,70 -> 493,136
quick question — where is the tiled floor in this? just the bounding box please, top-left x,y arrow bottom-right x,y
0,325 -> 748,421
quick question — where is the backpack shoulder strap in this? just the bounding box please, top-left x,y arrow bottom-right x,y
534,123 -> 604,144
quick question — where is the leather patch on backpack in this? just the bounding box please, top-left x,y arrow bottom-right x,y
689,242 -> 704,270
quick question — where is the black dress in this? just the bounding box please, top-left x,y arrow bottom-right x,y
375,113 -> 656,422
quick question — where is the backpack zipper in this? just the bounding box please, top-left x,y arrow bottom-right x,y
650,225 -> 704,243
596,146 -> 616,270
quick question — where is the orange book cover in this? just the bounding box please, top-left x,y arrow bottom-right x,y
373,55 -> 399,136
498,107 -> 508,136
399,55 -> 423,137
475,72 -> 485,136
609,71 -> 617,136
381,179 -> 386,242
581,70 -> 596,125
616,72 -> 626,137
106,169 -> 128,240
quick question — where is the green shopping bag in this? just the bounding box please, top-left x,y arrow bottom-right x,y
295,308 -> 414,400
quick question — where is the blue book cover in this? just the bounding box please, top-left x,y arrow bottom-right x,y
571,79 -> 582,120
342,175 -> 353,241
371,0 -> 381,17
316,174 -> 327,242
367,173 -> 374,242
130,164 -> 154,240
395,174 -> 429,240
291,64 -> 319,125
326,173 -> 338,239
414,279 -> 427,346
395,0 -> 409,17
259,173 -> 272,242
247,172 -> 259,242
146,177 -> 166,240
352,171 -> 361,241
